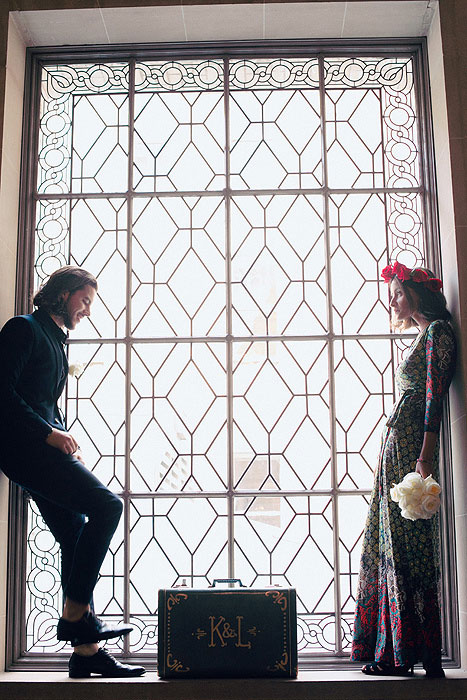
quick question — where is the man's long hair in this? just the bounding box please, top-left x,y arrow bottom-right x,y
33,266 -> 98,315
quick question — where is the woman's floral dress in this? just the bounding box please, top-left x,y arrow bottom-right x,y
351,319 -> 456,668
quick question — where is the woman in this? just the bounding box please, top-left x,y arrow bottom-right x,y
350,261 -> 456,678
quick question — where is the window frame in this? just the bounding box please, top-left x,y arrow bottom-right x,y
6,37 -> 459,670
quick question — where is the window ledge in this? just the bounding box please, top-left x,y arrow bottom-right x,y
0,670 -> 466,700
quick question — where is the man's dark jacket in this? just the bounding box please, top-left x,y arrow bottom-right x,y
0,308 -> 68,453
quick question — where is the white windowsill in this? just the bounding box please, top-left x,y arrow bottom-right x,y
0,668 -> 466,700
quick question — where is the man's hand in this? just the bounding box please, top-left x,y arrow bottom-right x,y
45,428 -> 79,455
74,448 -> 85,465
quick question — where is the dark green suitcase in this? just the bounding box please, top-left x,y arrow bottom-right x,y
157,579 -> 298,678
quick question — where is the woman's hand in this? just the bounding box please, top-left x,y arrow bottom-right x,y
415,458 -> 432,479
416,431 -> 438,479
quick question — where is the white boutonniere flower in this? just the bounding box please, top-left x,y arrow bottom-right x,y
68,361 -> 103,378
390,472 -> 441,520
68,362 -> 85,378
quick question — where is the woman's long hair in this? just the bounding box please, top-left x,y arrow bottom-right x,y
33,266 -> 98,315
393,267 -> 451,330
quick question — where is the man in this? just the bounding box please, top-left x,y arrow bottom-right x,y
0,266 -> 145,678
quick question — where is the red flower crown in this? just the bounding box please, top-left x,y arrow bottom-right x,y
381,261 -> 443,292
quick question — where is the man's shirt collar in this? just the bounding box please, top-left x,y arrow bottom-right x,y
33,307 -> 68,344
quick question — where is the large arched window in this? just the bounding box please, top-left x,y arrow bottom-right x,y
8,40 -> 457,668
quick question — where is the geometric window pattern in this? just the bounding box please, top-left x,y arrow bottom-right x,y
25,51 -> 427,661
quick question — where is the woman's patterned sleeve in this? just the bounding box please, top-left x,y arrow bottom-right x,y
424,320 -> 457,432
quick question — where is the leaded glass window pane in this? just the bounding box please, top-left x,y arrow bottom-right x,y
24,49 -> 431,661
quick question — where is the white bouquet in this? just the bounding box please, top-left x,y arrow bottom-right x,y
390,472 -> 441,521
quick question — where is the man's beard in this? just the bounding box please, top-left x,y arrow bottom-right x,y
53,298 -> 73,329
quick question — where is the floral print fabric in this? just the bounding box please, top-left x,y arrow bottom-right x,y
351,320 -> 456,668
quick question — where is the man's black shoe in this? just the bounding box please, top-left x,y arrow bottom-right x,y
57,611 -> 133,646
69,648 -> 146,678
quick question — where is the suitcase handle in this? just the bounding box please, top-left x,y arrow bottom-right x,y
210,578 -> 246,588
